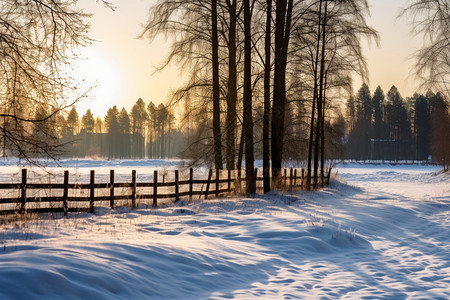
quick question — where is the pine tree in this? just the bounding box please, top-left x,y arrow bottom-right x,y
131,98 -> 148,158
105,106 -> 120,158
66,107 -> 79,137
414,94 -> 430,160
81,110 -> 95,133
118,108 -> 131,158
372,86 -> 385,140
357,83 -> 372,159
386,86 -> 412,160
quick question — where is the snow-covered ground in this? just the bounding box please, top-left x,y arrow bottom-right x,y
0,160 -> 449,299
0,158 -> 187,183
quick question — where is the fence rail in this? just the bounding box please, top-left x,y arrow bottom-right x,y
0,167 -> 331,215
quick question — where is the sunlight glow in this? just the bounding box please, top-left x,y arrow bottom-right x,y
68,0 -> 421,119
72,46 -> 125,117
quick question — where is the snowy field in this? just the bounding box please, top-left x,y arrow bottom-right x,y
0,159 -> 449,299
0,158 -> 187,183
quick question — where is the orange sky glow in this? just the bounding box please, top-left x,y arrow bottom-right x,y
72,0 -> 422,119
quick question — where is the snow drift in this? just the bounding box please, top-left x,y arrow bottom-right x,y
0,160 -> 449,299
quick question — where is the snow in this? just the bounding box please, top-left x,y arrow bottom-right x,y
0,158 -> 187,183
0,160 -> 449,299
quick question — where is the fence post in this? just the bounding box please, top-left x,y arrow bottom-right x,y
175,170 -> 179,202
227,169 -> 231,193
215,169 -> 219,197
20,169 -> 27,213
189,168 -> 193,201
110,170 -> 115,209
63,170 -> 69,215
294,169 -> 297,187
205,169 -> 212,200
89,170 -> 95,214
131,170 -> 136,208
284,169 -> 287,187
153,170 -> 158,207
289,168 -> 293,191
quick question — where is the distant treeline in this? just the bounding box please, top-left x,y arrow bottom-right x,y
59,99 -> 186,159
345,84 -> 449,164
3,85 -> 448,169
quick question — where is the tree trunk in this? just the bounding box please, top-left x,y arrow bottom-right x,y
237,127 -> 244,172
271,0 -> 286,188
212,0 -> 223,169
236,127 -> 245,193
225,0 -> 238,170
243,0 -> 255,194
314,0 -> 327,188
271,0 -> 293,188
321,71 -> 328,183
161,122 -> 165,158
263,0 -> 272,194
168,121 -> 172,157
307,0 -> 323,190
148,131 -> 153,159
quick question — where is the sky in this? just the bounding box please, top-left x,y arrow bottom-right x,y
72,0 -> 422,118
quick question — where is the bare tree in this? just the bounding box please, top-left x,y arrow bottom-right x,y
224,0 -> 240,170
243,0 -> 256,194
317,0 -> 377,184
314,0 -> 328,187
0,0 -> 92,161
142,0 -> 227,167
263,0 -> 272,193
306,0 -> 324,189
401,0 -> 449,99
212,0 -> 224,169
291,0 -> 377,188
141,0 -> 378,186
271,0 -> 294,187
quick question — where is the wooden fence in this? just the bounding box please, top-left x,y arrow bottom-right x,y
0,167 -> 331,215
